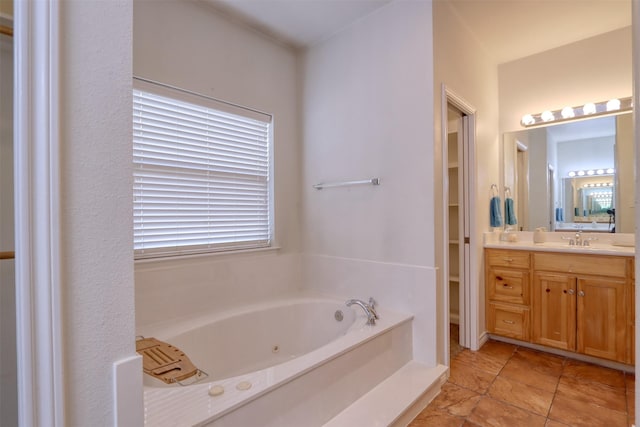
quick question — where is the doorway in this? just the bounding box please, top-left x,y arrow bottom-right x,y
443,86 -> 476,361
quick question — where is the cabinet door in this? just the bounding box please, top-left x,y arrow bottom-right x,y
487,267 -> 529,305
532,272 -> 576,351
576,277 -> 627,362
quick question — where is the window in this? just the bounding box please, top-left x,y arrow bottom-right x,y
133,79 -> 272,259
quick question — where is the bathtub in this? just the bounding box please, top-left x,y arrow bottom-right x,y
140,296 -> 414,426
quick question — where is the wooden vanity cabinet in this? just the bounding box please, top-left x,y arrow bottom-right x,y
485,249 -> 531,341
532,252 -> 630,363
486,248 -> 634,365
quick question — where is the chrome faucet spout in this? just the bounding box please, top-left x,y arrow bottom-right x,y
346,298 -> 378,325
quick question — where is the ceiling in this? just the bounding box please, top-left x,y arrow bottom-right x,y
203,0 -> 631,63
546,115 -> 616,143
204,0 -> 392,48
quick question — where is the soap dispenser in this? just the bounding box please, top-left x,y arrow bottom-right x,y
533,227 -> 546,243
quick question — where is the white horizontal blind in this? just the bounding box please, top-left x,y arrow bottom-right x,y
133,84 -> 272,259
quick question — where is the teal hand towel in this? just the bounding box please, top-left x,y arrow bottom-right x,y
490,196 -> 503,227
505,197 -> 517,225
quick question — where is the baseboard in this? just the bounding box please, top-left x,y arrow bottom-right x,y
487,334 -> 635,373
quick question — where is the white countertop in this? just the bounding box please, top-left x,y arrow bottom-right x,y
483,231 -> 635,256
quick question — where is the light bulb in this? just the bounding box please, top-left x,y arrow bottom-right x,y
606,99 -> 621,111
561,107 -> 575,119
583,103 -> 597,115
606,168 -> 614,174
568,171 -> 576,177
541,111 -> 554,122
577,170 -> 585,176
596,169 -> 604,175
521,114 -> 535,126
587,170 -> 595,176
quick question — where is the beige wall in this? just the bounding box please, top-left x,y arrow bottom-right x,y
434,1 -> 501,354
59,0 -> 136,424
499,27 -> 632,133
301,1 -> 435,265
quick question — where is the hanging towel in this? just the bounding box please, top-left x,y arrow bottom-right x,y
504,197 -> 517,225
490,196 -> 503,227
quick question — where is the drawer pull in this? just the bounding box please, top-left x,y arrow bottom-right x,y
502,320 -> 516,325
503,258 -> 514,262
496,276 -> 503,280
503,284 -> 514,289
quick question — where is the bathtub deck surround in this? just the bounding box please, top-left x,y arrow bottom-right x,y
140,295 -> 434,426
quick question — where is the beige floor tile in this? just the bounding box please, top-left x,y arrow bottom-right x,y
556,374 -> 626,413
499,356 -> 561,393
512,347 -> 565,376
449,359 -> 497,394
428,382 -> 482,418
562,359 -> 625,389
627,391 -> 635,422
477,340 -> 517,362
454,348 -> 508,376
467,396 -> 546,427
488,376 -> 554,416
409,407 -> 465,427
626,373 -> 636,393
548,392 -> 628,427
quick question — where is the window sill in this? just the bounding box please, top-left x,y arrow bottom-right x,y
134,246 -> 282,265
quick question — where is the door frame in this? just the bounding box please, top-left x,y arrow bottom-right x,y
14,1 -> 65,425
441,84 -> 478,359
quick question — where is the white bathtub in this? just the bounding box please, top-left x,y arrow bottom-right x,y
140,296 -> 414,426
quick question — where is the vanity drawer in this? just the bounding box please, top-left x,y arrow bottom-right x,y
533,253 -> 627,278
487,302 -> 529,341
487,267 -> 529,304
486,249 -> 530,269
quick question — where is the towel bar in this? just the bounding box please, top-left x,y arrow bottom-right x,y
313,178 -> 380,190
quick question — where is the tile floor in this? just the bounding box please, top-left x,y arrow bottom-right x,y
410,339 -> 636,427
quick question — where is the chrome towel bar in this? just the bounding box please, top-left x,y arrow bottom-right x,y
313,178 -> 380,190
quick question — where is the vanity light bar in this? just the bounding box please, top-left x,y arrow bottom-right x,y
582,182 -> 613,188
568,168 -> 614,177
521,96 -> 632,127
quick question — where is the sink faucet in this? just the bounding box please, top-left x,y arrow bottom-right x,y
346,297 -> 379,325
574,231 -> 582,246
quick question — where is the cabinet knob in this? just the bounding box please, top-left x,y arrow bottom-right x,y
578,291 -> 585,297
496,276 -> 503,281
567,289 -> 575,295
546,288 -> 551,293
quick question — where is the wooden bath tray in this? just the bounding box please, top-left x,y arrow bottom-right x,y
136,337 -> 207,385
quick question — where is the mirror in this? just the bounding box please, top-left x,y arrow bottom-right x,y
503,112 -> 634,233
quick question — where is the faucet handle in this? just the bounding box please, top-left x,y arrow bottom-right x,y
368,297 -> 379,319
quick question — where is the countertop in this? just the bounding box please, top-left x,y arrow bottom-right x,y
483,231 -> 635,256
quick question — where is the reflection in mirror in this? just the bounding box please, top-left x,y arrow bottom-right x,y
503,112 -> 633,233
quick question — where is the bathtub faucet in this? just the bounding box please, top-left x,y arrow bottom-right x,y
346,297 -> 379,325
